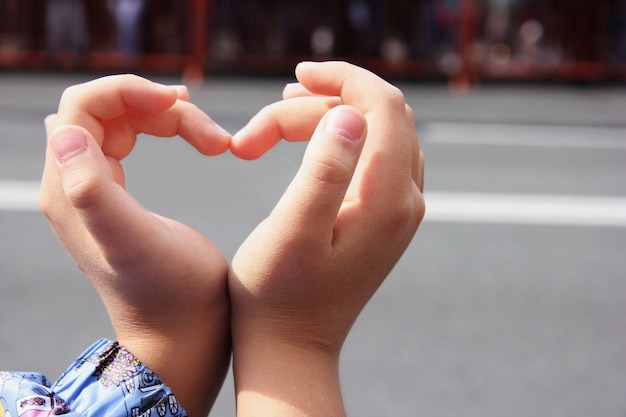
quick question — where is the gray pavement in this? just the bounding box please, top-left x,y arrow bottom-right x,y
1,71 -> 625,416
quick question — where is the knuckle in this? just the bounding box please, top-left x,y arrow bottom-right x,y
386,189 -> 425,230
383,84 -> 407,108
59,84 -> 80,106
388,197 -> 413,224
308,156 -> 353,186
39,179 -> 66,220
253,102 -> 279,122
405,103 -> 415,121
38,191 -> 56,219
63,173 -> 104,210
413,190 -> 426,223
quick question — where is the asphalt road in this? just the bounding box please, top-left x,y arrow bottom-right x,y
1,70 -> 625,417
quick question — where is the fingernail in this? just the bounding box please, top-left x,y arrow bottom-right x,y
51,129 -> 88,163
325,107 -> 365,142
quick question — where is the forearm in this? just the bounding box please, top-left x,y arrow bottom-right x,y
233,329 -> 346,417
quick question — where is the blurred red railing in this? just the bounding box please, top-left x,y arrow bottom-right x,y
0,0 -> 624,82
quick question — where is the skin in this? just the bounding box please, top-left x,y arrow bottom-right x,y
40,75 -> 232,417
39,61 -> 425,417
229,61 -> 425,417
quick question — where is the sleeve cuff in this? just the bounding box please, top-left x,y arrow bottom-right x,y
51,339 -> 188,417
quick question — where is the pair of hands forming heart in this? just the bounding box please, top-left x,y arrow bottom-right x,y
40,62 -> 425,417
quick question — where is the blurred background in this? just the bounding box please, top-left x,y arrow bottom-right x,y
1,1 -> 625,417
1,0 -> 625,83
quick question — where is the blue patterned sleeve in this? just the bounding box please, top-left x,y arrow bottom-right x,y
0,371 -> 84,416
0,339 -> 188,417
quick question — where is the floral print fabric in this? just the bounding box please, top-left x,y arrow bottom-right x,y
0,339 -> 187,417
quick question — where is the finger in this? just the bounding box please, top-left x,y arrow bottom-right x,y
57,74 -> 180,146
295,61 -> 406,116
282,82 -> 328,99
41,115 -> 78,230
45,113 -> 59,136
46,125 -> 162,267
295,61 -> 418,199
172,85 -> 191,102
269,105 -> 366,242
102,99 -> 231,159
231,96 -> 341,160
405,103 -> 424,192
417,150 -> 425,193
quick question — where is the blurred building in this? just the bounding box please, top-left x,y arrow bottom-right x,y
0,0 -> 624,81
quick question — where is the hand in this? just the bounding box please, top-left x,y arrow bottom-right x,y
40,75 -> 231,416
229,62 -> 425,416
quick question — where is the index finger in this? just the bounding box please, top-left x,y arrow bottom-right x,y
295,61 -> 407,116
56,74 -> 230,158
295,61 -> 419,199
57,74 -> 180,146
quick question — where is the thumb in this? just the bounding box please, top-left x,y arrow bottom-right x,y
271,105 -> 367,242
48,125 -> 157,264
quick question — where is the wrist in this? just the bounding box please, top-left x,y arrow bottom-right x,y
232,328 -> 346,417
229,297 -> 354,355
118,305 -> 231,417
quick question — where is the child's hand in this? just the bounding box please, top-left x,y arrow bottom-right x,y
229,62 -> 425,416
40,75 -> 231,416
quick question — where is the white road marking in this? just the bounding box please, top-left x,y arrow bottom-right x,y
0,180 -> 40,212
2,180 -> 625,227
420,122 -> 626,150
424,192 -> 626,227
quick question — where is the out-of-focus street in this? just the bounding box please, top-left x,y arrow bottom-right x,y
1,71 -> 625,416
